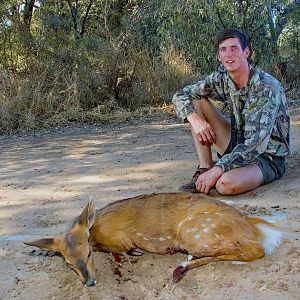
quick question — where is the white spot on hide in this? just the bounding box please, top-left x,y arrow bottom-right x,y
187,255 -> 193,261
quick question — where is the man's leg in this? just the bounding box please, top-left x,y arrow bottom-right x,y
216,153 -> 285,195
179,98 -> 231,192
188,99 -> 266,195
216,164 -> 263,195
191,98 -> 231,167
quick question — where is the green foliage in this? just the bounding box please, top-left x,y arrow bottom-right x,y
0,0 -> 299,133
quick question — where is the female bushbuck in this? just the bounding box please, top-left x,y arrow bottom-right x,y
24,192 -> 283,286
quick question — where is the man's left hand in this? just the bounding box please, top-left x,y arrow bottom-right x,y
195,166 -> 224,194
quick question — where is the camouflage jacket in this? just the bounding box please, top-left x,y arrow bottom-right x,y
172,66 -> 291,172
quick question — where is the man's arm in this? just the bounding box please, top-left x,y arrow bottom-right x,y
172,71 -> 225,122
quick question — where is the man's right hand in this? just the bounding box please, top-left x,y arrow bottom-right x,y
187,112 -> 216,146
195,166 -> 224,194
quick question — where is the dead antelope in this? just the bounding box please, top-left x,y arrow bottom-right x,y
24,192 -> 283,286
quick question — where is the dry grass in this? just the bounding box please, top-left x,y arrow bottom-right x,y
0,39 -> 194,134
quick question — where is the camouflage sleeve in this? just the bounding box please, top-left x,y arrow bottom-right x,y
215,85 -> 283,172
172,72 -> 225,122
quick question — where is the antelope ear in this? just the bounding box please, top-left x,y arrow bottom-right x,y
24,237 -> 62,252
78,201 -> 96,230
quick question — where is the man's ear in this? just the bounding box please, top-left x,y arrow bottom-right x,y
216,54 -> 221,62
244,47 -> 250,58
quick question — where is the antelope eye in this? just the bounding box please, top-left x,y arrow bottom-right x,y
88,248 -> 92,258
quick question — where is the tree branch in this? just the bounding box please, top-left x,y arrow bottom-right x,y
216,7 -> 227,29
66,0 -> 80,45
23,0 -> 35,28
80,0 -> 93,37
66,0 -> 77,30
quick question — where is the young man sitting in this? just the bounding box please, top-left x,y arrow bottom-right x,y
172,29 -> 290,195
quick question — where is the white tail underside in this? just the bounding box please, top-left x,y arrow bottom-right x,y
256,223 -> 284,255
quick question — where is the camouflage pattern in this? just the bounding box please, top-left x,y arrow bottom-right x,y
172,65 -> 291,172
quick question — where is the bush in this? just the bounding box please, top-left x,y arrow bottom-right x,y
0,0 -> 299,133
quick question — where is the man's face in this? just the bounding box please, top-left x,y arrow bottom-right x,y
217,37 -> 250,73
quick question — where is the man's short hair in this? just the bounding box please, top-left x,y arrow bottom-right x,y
216,29 -> 249,50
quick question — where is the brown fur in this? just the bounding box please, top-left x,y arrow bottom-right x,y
24,192 -> 281,285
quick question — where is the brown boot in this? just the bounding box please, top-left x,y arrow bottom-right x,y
179,167 -> 210,193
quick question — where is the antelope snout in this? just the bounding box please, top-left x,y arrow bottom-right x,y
85,277 -> 97,287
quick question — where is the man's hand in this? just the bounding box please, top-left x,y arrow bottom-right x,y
187,112 -> 216,146
196,166 -> 224,194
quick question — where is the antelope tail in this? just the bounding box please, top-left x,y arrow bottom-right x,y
255,223 -> 284,255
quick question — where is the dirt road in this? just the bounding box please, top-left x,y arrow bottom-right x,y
0,107 -> 299,299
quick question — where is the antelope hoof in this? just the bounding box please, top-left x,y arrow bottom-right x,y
173,265 -> 187,283
127,248 -> 144,256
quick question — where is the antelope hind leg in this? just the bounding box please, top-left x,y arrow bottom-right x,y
173,249 -> 265,283
173,257 -> 220,283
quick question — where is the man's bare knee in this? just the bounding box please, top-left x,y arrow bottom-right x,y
216,166 -> 263,195
216,172 -> 244,195
215,174 -> 239,195
192,98 -> 212,115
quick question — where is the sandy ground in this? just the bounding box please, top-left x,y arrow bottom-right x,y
0,104 -> 299,300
